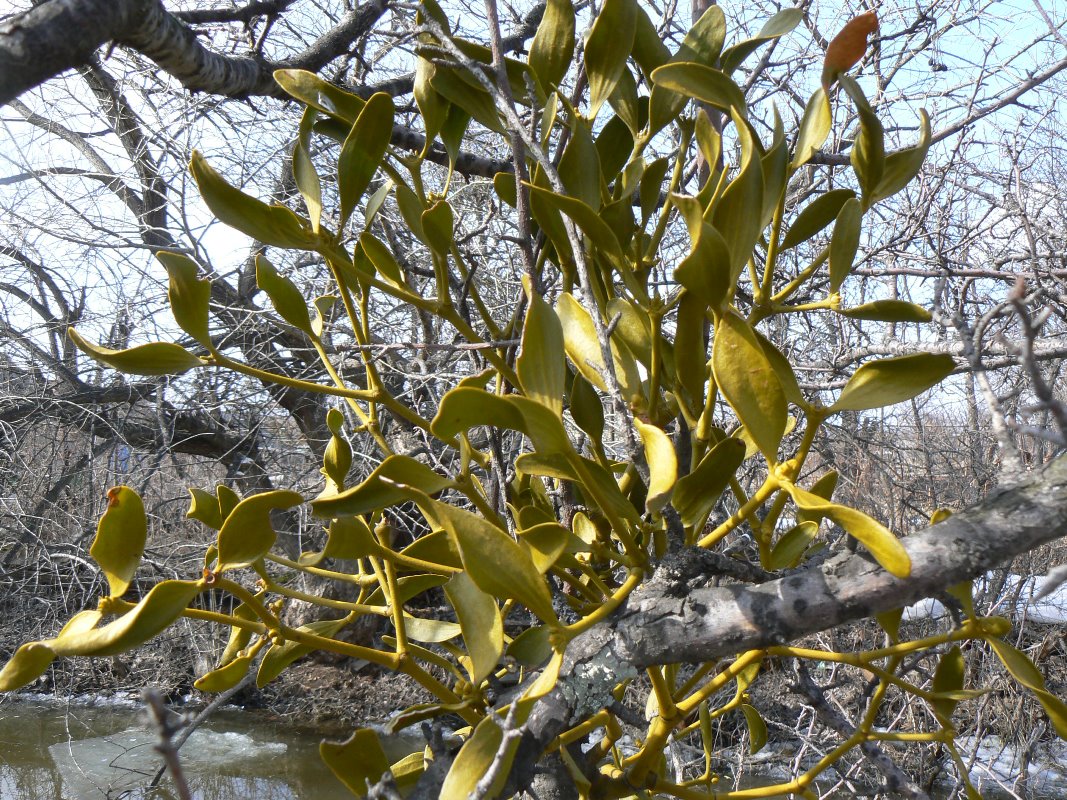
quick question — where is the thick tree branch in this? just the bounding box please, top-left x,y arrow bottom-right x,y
497,456 -> 1067,796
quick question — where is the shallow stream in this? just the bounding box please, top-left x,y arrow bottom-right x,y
0,697 -> 356,799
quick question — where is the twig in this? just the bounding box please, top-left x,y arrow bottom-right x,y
142,687 -> 193,800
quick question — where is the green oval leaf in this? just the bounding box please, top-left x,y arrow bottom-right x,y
741,704 -> 768,753
987,638 -> 1067,738
50,580 -> 202,657
299,516 -> 377,566
187,487 -> 224,530
189,151 -> 311,249
931,645 -> 965,721
0,642 -> 57,692
293,106 -> 322,232
440,715 -> 507,800
831,353 -> 955,412
635,418 -> 677,516
158,251 -> 212,349
712,112 -> 764,285
273,69 -> 366,124
672,437 -> 745,528
257,617 -> 348,686
431,500 -> 558,624
312,455 -> 454,519
649,63 -> 746,117
517,278 -> 566,416
339,93 -> 395,229
320,727 -> 391,797
786,484 -> 910,577
792,88 -> 831,169
216,490 -> 304,573
528,0 -> 576,94
445,571 -> 504,685
828,197 -> 862,292
256,254 -> 312,334
779,189 -> 856,251
712,312 -> 786,463
839,300 -> 932,323
421,199 -> 454,257
194,653 -> 253,693
767,521 -> 818,571
91,486 -> 147,598
720,8 -> 804,74
69,329 -> 202,376
584,0 -> 637,119
873,109 -> 931,202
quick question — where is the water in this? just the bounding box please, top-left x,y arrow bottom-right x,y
0,698 -> 358,799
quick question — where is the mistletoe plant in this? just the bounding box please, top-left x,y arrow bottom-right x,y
3,2 -> 1065,798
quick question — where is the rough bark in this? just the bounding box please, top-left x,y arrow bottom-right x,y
497,456 -> 1067,796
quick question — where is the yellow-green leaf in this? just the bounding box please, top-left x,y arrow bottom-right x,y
403,615 -> 462,643
440,715 -> 507,800
359,231 -> 407,287
445,571 -> 504,685
69,329 -> 202,376
779,189 -> 856,251
931,645 -> 965,721
568,372 -> 604,444
256,254 -> 312,334
274,69 -> 366,124
712,112 -> 764,284
431,501 -> 558,624
796,469 -> 838,525
556,293 -> 642,399
720,8 -> 804,74
312,455 -> 454,519
791,88 -> 831,170
873,109 -> 931,202
339,93 -> 395,229
187,487 -> 224,530
299,516 -> 377,566
194,653 -> 253,693
786,484 -> 910,577
634,419 -> 677,516
672,437 -> 745,527
91,486 -> 146,598
293,106 -> 322,232
158,251 -> 212,349
528,0 -> 575,94
421,199 -> 454,257
831,353 -> 955,412
518,278 -> 566,415
321,407 -> 352,493
839,300 -> 932,323
740,704 -> 768,753
518,522 -> 571,573
216,490 -> 303,573
712,311 -> 786,462
50,580 -> 202,657
828,197 -> 862,292
839,76 -> 885,202
0,642 -> 57,692
987,638 -> 1067,738
767,521 -> 818,571
320,728 -> 391,797
650,63 -> 746,117
258,617 -> 347,686
507,625 -> 553,668
584,0 -> 637,119
189,151 -> 311,249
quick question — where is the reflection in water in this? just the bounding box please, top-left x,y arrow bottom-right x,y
0,699 -> 357,799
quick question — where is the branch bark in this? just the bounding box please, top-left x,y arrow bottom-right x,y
496,455 -> 1067,796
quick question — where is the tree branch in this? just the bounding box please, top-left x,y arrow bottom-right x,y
496,455 -> 1067,796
